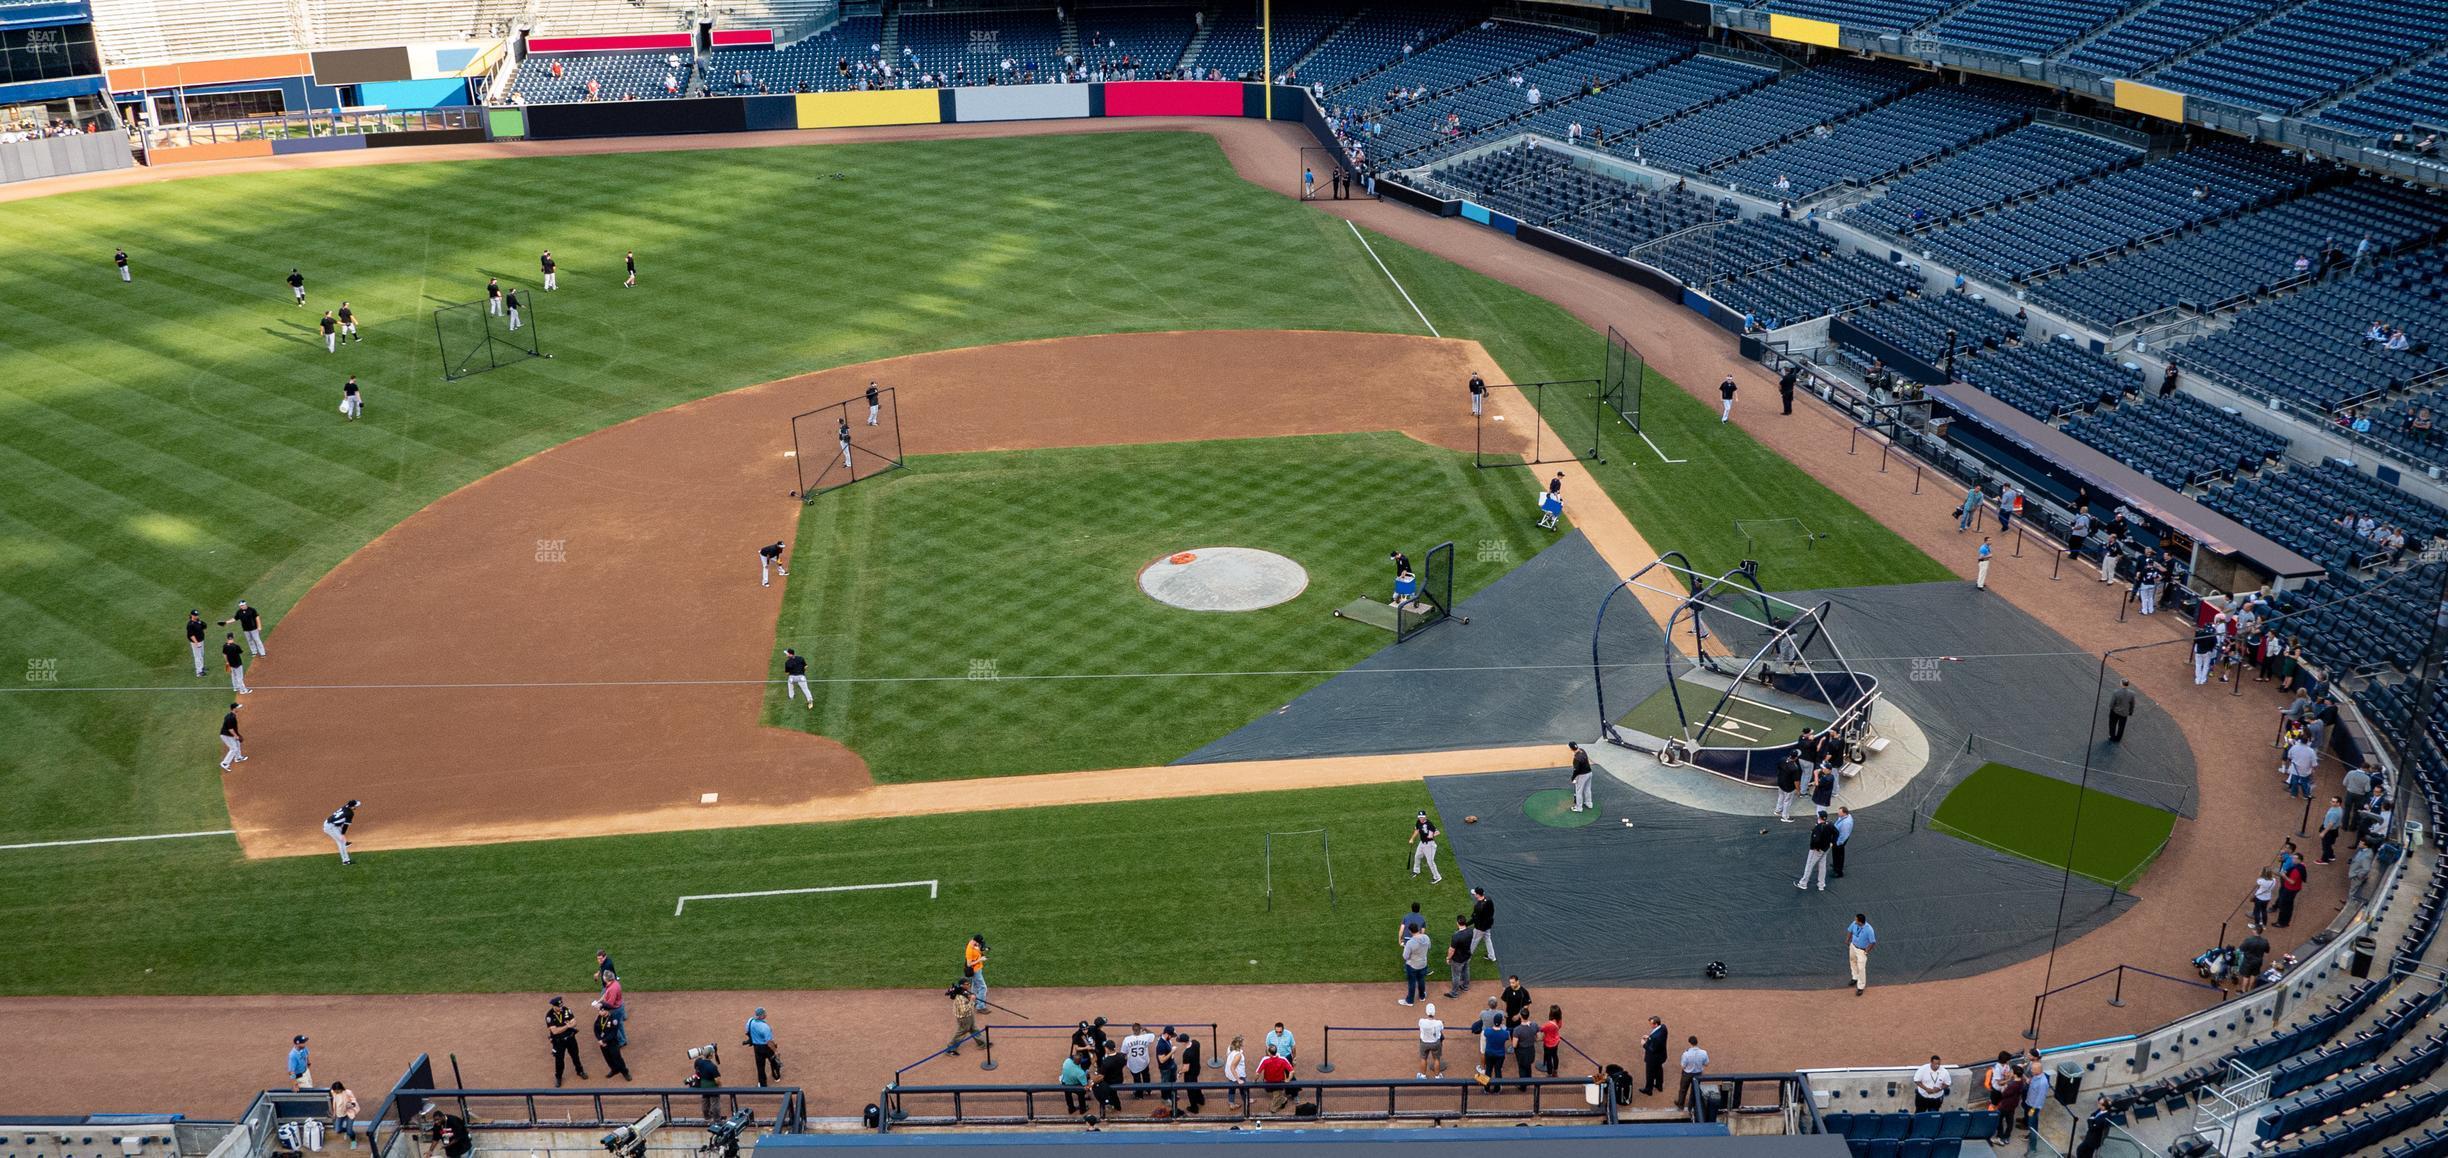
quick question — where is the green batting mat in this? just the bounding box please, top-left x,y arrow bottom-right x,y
1616,678 -> 1815,748
1929,763 -> 2175,891
1524,788 -> 1599,828
1332,597 -> 1401,632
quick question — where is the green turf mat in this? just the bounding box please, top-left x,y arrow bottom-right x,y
1333,597 -> 1401,631
1929,762 -> 2175,890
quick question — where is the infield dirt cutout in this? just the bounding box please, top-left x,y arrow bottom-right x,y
226,329 -> 1672,857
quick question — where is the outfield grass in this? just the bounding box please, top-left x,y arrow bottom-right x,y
0,782 -> 1466,995
1929,762 -> 2176,890
775,434 -> 1552,780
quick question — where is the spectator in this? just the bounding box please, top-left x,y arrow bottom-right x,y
1676,1036 -> 1709,1109
1256,1046 -> 1297,1113
1910,1055 -> 1951,1111
2346,842 -> 2376,906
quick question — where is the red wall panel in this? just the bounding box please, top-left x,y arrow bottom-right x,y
1102,80 -> 1242,117
525,33 -> 694,53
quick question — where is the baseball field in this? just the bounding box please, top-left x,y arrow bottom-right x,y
0,128 -> 1949,997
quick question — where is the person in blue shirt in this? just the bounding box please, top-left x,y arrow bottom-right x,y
1264,1022 -> 1296,1066
745,1007 -> 781,1086
1059,1054 -> 1091,1117
1975,537 -> 1993,590
1845,915 -> 1877,995
1478,1015 -> 1511,1085
1831,807 -> 1855,878
288,1035 -> 313,1089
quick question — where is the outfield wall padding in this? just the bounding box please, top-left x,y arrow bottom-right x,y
1515,225 -> 1683,301
141,139 -> 275,165
742,94 -> 796,131
794,88 -> 941,128
270,134 -> 366,155
0,131 -> 133,183
362,127 -> 484,148
950,83 -> 1089,122
486,107 -> 526,139
525,98 -> 747,139
1104,80 -> 1241,116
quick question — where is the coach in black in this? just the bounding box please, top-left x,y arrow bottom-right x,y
187,610 -> 209,677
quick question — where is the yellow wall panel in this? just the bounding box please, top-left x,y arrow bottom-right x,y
2113,80 -> 2186,124
794,89 -> 942,129
1767,14 -> 1843,48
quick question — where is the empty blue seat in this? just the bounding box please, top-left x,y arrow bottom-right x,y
1876,1113 -> 1912,1140
1863,1141 -> 1902,1158
1968,1110 -> 1999,1137
1907,1113 -> 1944,1139
1899,1140 -> 1935,1158
1935,1110 -> 1968,1138
1930,1141 -> 1961,1158
1826,1112 -> 1857,1138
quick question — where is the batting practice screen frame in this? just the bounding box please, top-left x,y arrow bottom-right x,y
1474,378 -> 1606,468
1396,540 -> 1458,642
1602,325 -> 1644,433
434,298 -> 545,380
791,386 -> 905,501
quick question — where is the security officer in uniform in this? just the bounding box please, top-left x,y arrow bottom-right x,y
546,995 -> 588,1085
592,1003 -> 632,1081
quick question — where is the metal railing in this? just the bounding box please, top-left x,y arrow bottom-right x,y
137,107 -> 479,149
877,1076 -> 1615,1129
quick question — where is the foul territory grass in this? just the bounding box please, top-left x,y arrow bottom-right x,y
1929,762 -> 2176,891
0,782 -> 1469,996
773,433 -> 1551,780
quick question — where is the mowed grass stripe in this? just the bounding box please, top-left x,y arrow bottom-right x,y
1930,762 -> 2176,890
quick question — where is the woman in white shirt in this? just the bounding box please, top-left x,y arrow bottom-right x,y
330,1082 -> 361,1148
1223,1036 -> 1248,1109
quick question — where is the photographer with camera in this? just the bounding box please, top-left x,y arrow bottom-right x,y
744,1008 -> 781,1087
946,982 -> 980,1056
686,1044 -> 722,1119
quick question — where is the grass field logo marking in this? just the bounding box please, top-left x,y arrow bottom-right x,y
24,658 -> 57,683
967,658 -> 999,681
534,538 -> 567,563
1477,539 -> 1513,564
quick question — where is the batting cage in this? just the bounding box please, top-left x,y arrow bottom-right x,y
1473,378 -> 1606,468
1591,554 -> 1880,786
1601,325 -> 1644,432
1299,146 -> 1378,201
433,298 -> 545,380
790,385 -> 905,500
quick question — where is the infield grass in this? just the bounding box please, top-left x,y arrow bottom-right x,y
773,433 -> 1552,780
1928,762 -> 2176,890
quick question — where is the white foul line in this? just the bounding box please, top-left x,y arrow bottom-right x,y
1638,428 -> 1687,464
0,828 -> 235,853
1346,220 -> 1439,338
675,879 -> 939,916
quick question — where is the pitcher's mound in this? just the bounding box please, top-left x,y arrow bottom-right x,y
1139,547 -> 1308,612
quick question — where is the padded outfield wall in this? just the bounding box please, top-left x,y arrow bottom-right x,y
509,81 -> 1312,141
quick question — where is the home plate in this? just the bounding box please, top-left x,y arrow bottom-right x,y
701,792 -> 720,804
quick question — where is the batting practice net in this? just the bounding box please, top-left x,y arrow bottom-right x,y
1299,146 -> 1377,201
1602,325 -> 1644,433
791,385 -> 906,500
1474,378 -> 1606,468
1396,540 -> 1458,641
434,298 -> 544,380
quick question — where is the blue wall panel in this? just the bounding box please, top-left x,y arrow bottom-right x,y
357,77 -> 469,109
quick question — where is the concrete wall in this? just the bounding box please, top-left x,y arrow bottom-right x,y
0,131 -> 131,184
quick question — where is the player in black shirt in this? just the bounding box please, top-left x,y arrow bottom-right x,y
487,277 -> 503,316
223,634 -> 249,694
866,382 -> 881,426
219,702 -> 246,772
1718,374 -> 1737,423
1468,372 -> 1485,416
186,609 -> 209,677
115,247 -> 131,283
504,288 -> 523,331
221,600 -> 267,656
320,311 -> 339,353
838,417 -> 853,469
1408,810 -> 1444,883
324,799 -> 359,865
623,250 -> 636,289
341,376 -> 362,421
337,302 -> 360,344
759,541 -> 788,587
782,647 -> 812,707
288,267 -> 306,307
540,250 -> 558,291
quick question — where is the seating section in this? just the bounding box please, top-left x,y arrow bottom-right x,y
1922,141 -> 2321,283
1298,6 -> 1475,92
1342,21 -> 1589,105
2029,183 -> 2448,328
2172,248 -> 2448,410
1957,334 -> 2140,417
2257,1034 -> 2448,1146
1527,55 -> 1777,145
2145,0 -> 2448,114
1549,187 -> 1742,255
1716,84 -> 2035,200
2314,56 -> 2448,139
510,51 -> 694,102
1751,0 -> 1956,34
1846,292 -> 2028,362
1840,125 -> 2141,236
898,8 -> 1063,86
1189,3 -> 1351,80
2267,1085 -> 2448,1158
1076,6 -> 1199,78
1709,249 -> 1918,328
708,17 -> 887,94
1925,0 -> 2141,60
309,0 -> 524,46
1820,1109 -> 1999,1158
1520,27 -> 1703,99
1631,59 -> 1922,174
1637,215 -> 1832,285
2202,461 -> 2448,573
2062,393 -> 2288,486
2058,0 -> 2267,76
